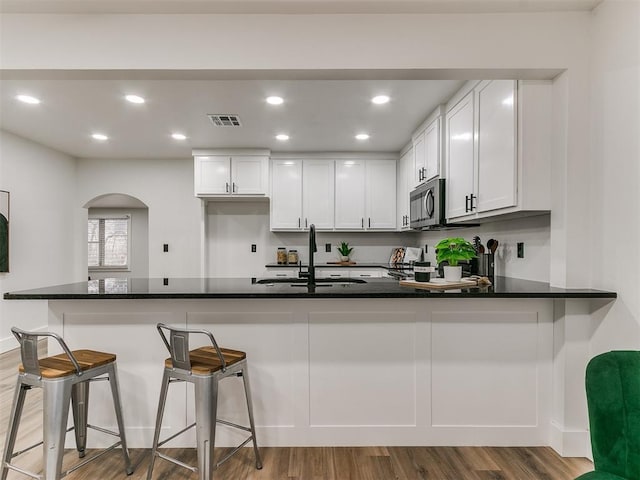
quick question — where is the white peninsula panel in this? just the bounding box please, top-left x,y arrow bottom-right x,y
308,311 -> 416,427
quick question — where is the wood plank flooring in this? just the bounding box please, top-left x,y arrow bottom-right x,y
1,344 -> 594,479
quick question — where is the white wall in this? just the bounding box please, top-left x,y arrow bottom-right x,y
76,158 -> 202,277
0,130 -> 79,351
588,0 -> 640,352
206,201 -> 417,278
419,214 -> 551,282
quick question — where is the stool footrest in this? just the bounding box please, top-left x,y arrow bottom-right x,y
216,418 -> 251,433
10,427 -> 73,458
157,422 -> 196,448
4,462 -> 42,480
155,452 -> 197,473
87,423 -> 120,437
63,440 -> 123,477
216,436 -> 254,468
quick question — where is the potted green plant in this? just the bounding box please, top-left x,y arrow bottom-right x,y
435,237 -> 477,282
337,242 -> 354,262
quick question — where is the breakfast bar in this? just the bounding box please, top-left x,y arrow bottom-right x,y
4,277 -> 616,457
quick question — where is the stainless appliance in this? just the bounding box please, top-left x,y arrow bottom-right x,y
410,177 -> 444,230
409,177 -> 476,230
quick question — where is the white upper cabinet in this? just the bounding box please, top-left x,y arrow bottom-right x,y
232,156 -> 269,195
194,156 -> 231,195
412,132 -> 426,189
335,159 -> 396,230
445,80 -> 552,222
412,105 -> 444,189
302,159 -> 335,230
335,159 -> 366,229
270,160 -> 303,230
446,90 -> 476,220
366,160 -> 397,230
475,80 -> 517,213
194,151 -> 269,197
397,147 -> 412,230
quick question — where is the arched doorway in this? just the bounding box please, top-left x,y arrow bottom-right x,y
83,194 -> 149,280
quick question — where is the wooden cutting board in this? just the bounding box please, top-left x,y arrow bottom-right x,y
399,279 -> 478,290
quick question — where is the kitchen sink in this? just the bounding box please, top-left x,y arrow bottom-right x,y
253,278 -> 366,284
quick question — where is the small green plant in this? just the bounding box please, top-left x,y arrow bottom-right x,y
435,237 -> 476,266
337,242 -> 354,257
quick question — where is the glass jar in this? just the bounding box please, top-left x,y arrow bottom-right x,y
288,249 -> 299,264
277,248 -> 287,264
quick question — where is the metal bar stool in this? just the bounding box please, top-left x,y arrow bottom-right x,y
146,323 -> 262,480
1,327 -> 133,480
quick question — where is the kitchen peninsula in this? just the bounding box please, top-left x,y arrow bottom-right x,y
4,278 -> 615,457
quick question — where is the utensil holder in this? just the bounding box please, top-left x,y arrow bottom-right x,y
477,253 -> 495,280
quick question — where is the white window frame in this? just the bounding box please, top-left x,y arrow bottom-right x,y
88,214 -> 132,272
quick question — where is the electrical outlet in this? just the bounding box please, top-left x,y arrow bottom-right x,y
517,242 -> 524,258
325,243 -> 331,252
251,244 -> 257,253
163,244 -> 168,252
163,278 -> 169,285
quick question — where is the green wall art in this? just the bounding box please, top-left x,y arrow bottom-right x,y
0,190 -> 9,272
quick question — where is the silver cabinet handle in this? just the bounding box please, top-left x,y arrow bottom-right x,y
275,273 -> 287,277
305,218 -> 308,228
232,182 -> 236,193
361,218 -> 364,228
298,218 -> 301,228
225,182 -> 229,193
368,218 -> 371,228
360,274 -> 372,277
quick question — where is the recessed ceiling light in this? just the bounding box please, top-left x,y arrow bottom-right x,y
266,96 -> 284,105
371,95 -> 390,105
125,94 -> 145,104
171,133 -> 187,140
276,134 -> 289,141
92,133 -> 109,141
16,94 -> 41,105
355,133 -> 370,140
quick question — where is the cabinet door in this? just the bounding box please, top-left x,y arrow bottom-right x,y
194,156 -> 230,195
476,80 -> 517,212
335,159 -> 366,229
424,118 -> 440,182
446,92 -> 475,219
302,160 -> 335,230
349,269 -> 382,279
317,268 -> 349,279
412,131 -> 426,188
271,160 -> 303,229
397,149 -> 412,230
231,156 -> 268,195
366,160 -> 396,229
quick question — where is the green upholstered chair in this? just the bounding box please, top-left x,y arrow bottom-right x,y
576,351 -> 640,480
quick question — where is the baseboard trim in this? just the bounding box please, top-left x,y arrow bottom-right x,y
0,324 -> 48,354
550,421 -> 591,458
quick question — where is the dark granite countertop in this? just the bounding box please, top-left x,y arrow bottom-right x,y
265,263 -> 414,270
3,277 -> 617,300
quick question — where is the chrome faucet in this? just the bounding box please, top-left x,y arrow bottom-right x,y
298,223 -> 317,286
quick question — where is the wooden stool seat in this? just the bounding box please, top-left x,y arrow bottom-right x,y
19,349 -> 116,378
164,346 -> 246,374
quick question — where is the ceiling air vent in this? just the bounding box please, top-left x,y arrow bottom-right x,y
207,114 -> 242,127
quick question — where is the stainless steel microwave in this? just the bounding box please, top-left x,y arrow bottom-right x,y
410,177 -> 445,230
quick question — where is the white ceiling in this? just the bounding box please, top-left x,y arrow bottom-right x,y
1,77 -> 469,158
0,0 -> 602,14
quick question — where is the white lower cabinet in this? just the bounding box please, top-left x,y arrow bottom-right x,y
349,269 -> 382,279
263,268 -> 299,278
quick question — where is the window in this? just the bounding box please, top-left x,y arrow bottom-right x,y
88,215 -> 130,269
